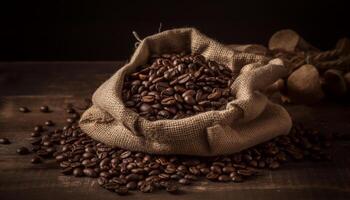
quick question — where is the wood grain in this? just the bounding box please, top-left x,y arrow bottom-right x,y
0,62 -> 349,200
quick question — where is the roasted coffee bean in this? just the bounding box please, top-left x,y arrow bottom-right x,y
66,118 -> 75,123
73,168 -> 84,177
45,120 -> 54,126
19,106 -> 30,113
115,186 -> 129,195
0,138 -> 10,144
218,175 -> 231,182
120,151 -> 131,159
140,183 -> 154,193
237,169 -> 254,177
97,177 -> 108,186
66,108 -> 76,114
61,167 -> 73,175
166,183 -> 179,194
141,95 -> 155,103
185,174 -> 198,181
40,106 -> 50,113
31,156 -> 42,164
178,178 -> 191,185
200,167 -> 210,174
222,166 -> 235,174
210,165 -> 222,174
158,110 -> 171,119
161,88 -> 175,96
43,140 -> 52,147
139,103 -> 152,112
231,175 -> 243,182
30,132 -> 41,137
126,174 -> 140,181
55,154 -> 67,162
206,172 -> 219,181
34,125 -> 44,132
126,181 -> 137,190
183,95 -> 196,105
36,149 -> 50,158
207,88 -> 222,100
17,147 -> 30,155
83,168 -> 98,178
103,182 -> 120,191
161,97 -> 177,106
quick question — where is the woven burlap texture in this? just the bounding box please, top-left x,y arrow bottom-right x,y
79,28 -> 292,156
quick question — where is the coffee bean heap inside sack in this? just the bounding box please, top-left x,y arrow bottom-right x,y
122,53 -> 238,120
13,104 -> 333,195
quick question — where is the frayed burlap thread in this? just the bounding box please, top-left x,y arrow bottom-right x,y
80,28 -> 292,156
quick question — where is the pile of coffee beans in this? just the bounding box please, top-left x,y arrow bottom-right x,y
11,103 -> 333,195
122,53 -> 238,120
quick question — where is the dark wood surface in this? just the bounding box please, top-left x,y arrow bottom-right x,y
0,62 -> 350,200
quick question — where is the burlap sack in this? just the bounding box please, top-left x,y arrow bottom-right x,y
79,28 -> 292,156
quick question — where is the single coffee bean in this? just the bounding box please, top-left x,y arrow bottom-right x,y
83,168 -> 98,178
140,183 -> 154,193
19,106 -> 30,113
126,174 -> 140,181
97,177 -> 108,186
231,175 -> 243,182
126,181 -> 137,190
161,88 -> 175,96
141,95 -> 155,103
115,186 -> 129,195
218,175 -> 231,182
55,154 -> 67,162
30,132 -> 41,137
61,167 -> 73,175
222,166 -> 235,174
182,90 -> 196,97
0,138 -> 11,144
31,156 -> 42,164
184,174 -> 198,181
178,178 -> 190,185
73,168 -> 84,177
139,103 -> 152,112
161,97 -> 177,106
178,74 -> 191,84
183,95 -> 196,105
120,151 -> 131,159
166,183 -> 179,194
237,169 -> 254,177
207,88 -> 222,100
34,125 -> 43,132
66,108 -> 76,114
210,165 -> 222,174
17,147 -> 30,155
45,120 -> 55,126
157,110 -> 171,119
206,172 -> 219,181
40,106 -> 50,113
66,118 -> 75,123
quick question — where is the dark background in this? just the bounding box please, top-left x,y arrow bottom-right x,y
0,0 -> 349,61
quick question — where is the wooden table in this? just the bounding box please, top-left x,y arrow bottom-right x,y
1,62 -> 349,200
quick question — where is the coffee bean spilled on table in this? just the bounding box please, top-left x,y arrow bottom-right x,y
11,102 -> 333,195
